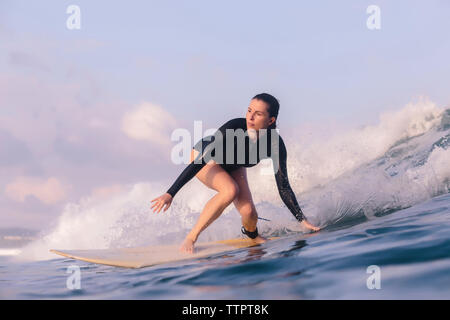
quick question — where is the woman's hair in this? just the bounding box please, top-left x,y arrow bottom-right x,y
252,93 -> 279,129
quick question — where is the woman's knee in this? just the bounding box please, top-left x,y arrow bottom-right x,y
219,182 -> 240,203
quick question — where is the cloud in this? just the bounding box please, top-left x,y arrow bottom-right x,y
8,51 -> 51,72
0,129 -> 32,166
0,69 -> 171,185
121,102 -> 178,146
90,184 -> 126,199
4,176 -> 70,205
88,117 -> 110,129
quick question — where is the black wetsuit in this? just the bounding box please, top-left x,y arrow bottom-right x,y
166,118 -> 305,222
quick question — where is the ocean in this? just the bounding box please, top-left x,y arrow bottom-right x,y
1,105 -> 449,299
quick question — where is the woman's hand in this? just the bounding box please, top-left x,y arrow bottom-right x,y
300,219 -> 321,232
150,193 -> 173,213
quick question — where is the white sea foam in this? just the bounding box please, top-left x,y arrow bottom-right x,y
0,248 -> 22,256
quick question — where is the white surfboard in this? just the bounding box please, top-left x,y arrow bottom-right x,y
50,237 -> 278,268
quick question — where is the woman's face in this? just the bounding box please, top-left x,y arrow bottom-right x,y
246,98 -> 275,131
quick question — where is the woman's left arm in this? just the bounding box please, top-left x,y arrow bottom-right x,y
273,136 -> 320,231
273,137 -> 306,222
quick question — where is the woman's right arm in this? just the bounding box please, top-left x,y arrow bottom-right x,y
165,150 -> 209,198
151,146 -> 211,213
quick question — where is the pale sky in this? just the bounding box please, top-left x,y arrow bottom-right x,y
1,0 -> 449,229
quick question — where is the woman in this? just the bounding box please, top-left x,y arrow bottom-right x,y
151,93 -> 320,253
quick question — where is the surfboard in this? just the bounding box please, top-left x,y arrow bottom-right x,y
50,237 -> 278,268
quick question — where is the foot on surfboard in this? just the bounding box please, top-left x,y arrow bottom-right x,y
250,235 -> 267,244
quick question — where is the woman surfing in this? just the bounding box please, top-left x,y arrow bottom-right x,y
151,93 -> 321,253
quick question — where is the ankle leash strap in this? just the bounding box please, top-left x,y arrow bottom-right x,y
241,226 -> 258,239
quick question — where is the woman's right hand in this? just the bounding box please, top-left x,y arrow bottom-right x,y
150,193 -> 173,213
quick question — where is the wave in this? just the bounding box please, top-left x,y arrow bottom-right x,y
16,99 -> 450,261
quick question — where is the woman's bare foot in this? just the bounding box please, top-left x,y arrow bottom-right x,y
300,220 -> 321,232
179,237 -> 196,254
251,235 -> 267,244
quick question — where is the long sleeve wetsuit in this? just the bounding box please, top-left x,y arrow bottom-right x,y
166,118 -> 306,222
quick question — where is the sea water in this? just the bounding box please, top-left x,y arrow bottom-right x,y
1,193 -> 450,299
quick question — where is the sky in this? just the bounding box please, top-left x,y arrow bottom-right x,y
1,0 -> 450,229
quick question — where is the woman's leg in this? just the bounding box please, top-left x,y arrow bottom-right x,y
229,167 -> 266,243
180,149 -> 240,253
